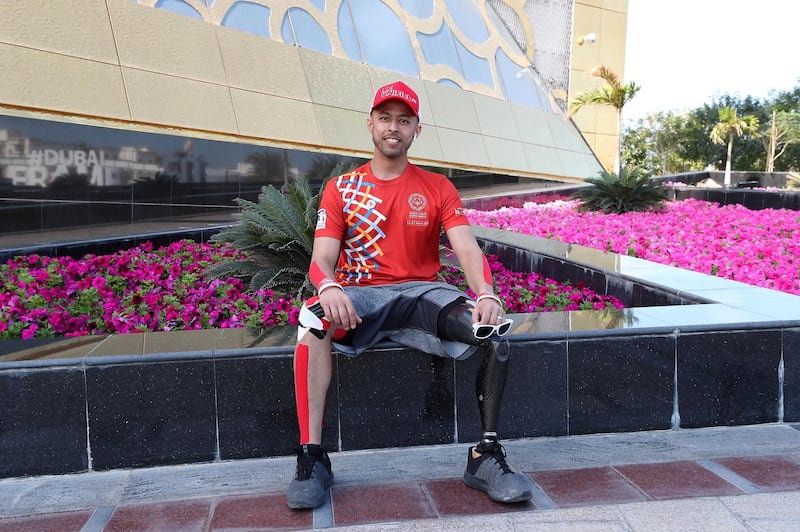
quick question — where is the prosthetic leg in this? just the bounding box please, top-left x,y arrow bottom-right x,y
438,301 -> 510,440
441,301 -> 532,503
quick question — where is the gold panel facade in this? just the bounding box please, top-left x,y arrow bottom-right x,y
0,0 -> 622,182
570,0 -> 629,172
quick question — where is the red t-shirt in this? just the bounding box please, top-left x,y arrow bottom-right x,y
315,162 -> 470,285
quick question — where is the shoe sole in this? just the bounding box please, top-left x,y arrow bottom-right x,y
286,473 -> 334,510
286,482 -> 333,510
287,492 -> 327,510
463,473 -> 532,503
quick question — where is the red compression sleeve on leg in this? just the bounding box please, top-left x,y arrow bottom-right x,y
294,343 -> 311,444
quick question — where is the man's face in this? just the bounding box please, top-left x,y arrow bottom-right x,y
368,100 -> 421,158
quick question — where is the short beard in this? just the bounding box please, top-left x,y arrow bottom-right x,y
373,133 -> 410,158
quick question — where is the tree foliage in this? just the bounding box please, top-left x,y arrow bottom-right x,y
50,167 -> 91,188
622,83 -> 800,174
760,110 -> 800,171
622,112 -> 693,175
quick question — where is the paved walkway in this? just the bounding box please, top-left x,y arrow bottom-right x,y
2,424 -> 800,530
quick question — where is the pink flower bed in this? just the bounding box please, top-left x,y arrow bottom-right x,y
0,240 -> 622,340
0,241 -> 299,340
467,198 -> 800,295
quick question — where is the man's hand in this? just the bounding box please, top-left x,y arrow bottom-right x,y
318,287 -> 362,330
310,237 -> 361,331
444,225 -> 505,326
473,296 -> 505,326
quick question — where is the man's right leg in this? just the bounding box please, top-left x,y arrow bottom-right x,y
286,333 -> 334,509
294,335 -> 332,446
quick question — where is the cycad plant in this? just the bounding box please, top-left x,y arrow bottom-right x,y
572,168 -> 666,214
206,163 -> 354,298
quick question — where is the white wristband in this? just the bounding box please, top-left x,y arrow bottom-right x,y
476,293 -> 502,306
318,281 -> 344,294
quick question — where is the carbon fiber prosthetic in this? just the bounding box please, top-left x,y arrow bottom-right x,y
438,302 -> 509,435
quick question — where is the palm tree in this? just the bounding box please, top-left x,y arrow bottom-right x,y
709,107 -> 759,186
569,65 -> 640,174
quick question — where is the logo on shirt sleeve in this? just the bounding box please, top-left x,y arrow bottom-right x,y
316,208 -> 327,230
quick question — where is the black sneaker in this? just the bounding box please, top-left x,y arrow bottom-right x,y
286,444 -> 334,509
463,438 -> 533,503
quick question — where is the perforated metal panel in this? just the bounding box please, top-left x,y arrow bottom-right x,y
485,0 -> 528,54
524,0 -> 573,94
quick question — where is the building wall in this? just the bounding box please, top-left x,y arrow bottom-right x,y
569,0 -> 630,172
0,0 -> 604,183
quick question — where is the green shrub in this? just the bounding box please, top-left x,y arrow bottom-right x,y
572,168 -> 666,214
205,163 -> 356,298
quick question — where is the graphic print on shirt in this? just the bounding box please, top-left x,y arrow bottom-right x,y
336,172 -> 387,283
406,192 -> 429,226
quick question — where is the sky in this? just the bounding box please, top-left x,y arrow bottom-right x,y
622,0 -> 800,123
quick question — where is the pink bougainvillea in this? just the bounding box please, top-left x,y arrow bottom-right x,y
467,198 -> 800,295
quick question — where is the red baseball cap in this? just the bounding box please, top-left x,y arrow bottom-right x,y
370,81 -> 420,118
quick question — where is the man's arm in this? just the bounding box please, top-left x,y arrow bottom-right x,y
445,224 -> 505,325
310,236 -> 361,330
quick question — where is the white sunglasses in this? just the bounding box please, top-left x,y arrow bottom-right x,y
472,317 -> 514,339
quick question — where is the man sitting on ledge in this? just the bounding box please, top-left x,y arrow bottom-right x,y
286,81 -> 534,509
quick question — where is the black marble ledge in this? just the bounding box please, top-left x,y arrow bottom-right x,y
670,186 -> 800,212
86,360 -> 218,470
0,368 -> 89,477
3,307 -> 800,371
783,329 -> 800,422
2,322 -> 798,477
0,327 -> 298,368
677,330 -> 783,428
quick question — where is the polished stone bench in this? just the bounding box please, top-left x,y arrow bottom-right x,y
2,227 -> 800,479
